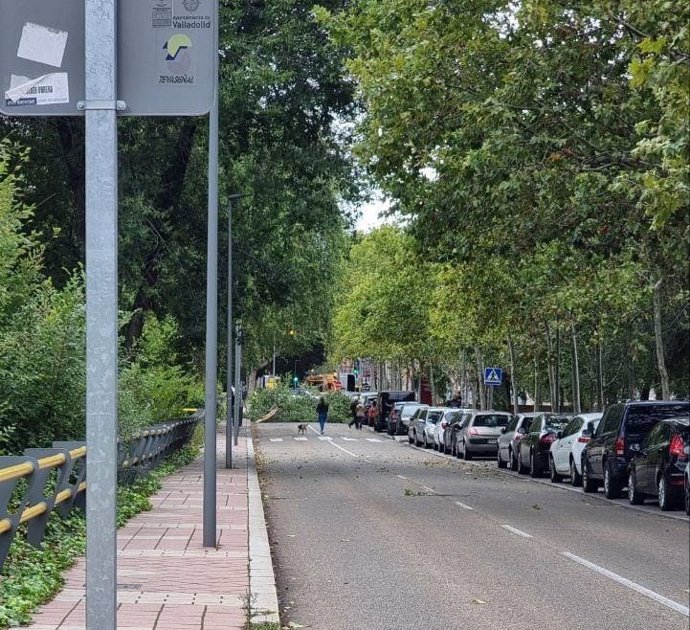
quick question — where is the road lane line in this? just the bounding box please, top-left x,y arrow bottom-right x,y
318,436 -> 333,441
308,426 -> 358,457
561,552 -> 689,617
397,475 -> 408,480
454,501 -> 474,510
422,485 -> 437,494
342,437 -> 358,441
501,525 -> 533,539
366,438 -> 382,443
294,437 -> 308,441
269,438 -> 283,442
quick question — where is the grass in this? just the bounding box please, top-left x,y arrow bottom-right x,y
0,445 -> 199,629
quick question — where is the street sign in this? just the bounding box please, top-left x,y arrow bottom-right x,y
0,0 -> 216,117
484,367 -> 503,386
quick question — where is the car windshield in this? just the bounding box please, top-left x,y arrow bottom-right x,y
401,405 -> 421,417
473,414 -> 510,427
445,411 -> 461,423
627,404 -> 690,433
544,415 -> 570,431
427,411 -> 443,424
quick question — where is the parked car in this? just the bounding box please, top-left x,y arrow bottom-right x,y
517,413 -> 571,477
582,401 -> 690,498
497,412 -> 540,470
394,402 -> 423,435
433,409 -> 462,452
409,407 -> 444,448
684,456 -> 690,516
444,410 -> 473,456
548,413 -> 602,485
455,411 -> 512,460
377,391 -> 415,432
627,417 -> 689,510
407,405 -> 430,444
387,402 -> 405,435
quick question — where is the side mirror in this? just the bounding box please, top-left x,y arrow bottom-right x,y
556,431 -> 563,440
517,427 -> 526,435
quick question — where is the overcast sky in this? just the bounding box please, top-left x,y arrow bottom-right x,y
354,196 -> 392,232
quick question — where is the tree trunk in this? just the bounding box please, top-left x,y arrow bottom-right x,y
533,354 -> 541,412
571,324 -> 582,414
545,323 -> 556,412
596,335 -> 605,411
429,363 -> 435,405
508,336 -> 519,415
555,326 -> 560,412
474,347 -> 486,410
417,361 -> 423,401
461,348 -> 467,405
653,278 -> 670,400
247,368 -> 259,397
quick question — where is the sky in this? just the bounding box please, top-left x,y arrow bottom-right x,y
354,196 -> 392,232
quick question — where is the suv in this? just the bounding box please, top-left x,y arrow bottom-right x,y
376,391 -> 415,432
582,401 -> 690,499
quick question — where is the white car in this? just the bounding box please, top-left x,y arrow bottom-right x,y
433,409 -> 463,452
548,413 -> 602,486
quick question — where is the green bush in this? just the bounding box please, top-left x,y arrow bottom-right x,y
247,385 -> 352,423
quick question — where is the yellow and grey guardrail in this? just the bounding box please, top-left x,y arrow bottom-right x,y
0,410 -> 203,570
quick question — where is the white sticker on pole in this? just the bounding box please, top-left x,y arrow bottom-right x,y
5,73 -> 69,107
17,23 -> 68,68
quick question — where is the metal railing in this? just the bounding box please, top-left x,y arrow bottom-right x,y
0,411 -> 202,570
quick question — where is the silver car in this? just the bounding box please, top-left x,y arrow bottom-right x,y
398,402 -> 424,434
456,411 -> 512,460
408,406 -> 443,448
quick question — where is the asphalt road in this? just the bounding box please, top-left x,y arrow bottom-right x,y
254,422 -> 690,630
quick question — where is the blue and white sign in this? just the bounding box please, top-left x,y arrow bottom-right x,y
484,367 -> 503,386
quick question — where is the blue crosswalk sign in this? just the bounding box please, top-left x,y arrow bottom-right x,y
484,367 -> 503,386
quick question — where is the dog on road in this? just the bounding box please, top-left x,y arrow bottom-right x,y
297,423 -> 308,435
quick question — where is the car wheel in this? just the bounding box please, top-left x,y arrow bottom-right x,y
628,470 -> 644,505
603,462 -> 622,499
530,451 -> 540,477
408,433 -> 413,444
658,474 -> 674,511
517,449 -> 528,474
509,449 -> 518,472
582,457 -> 598,493
549,456 -> 562,483
684,476 -> 690,516
570,458 -> 582,487
497,449 -> 507,469
463,441 -> 472,460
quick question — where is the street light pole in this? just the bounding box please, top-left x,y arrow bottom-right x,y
226,193 -> 243,469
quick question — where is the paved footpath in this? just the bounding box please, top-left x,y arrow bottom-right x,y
28,430 -> 279,630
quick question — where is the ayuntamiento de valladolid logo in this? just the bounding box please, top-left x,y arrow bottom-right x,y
183,0 -> 201,13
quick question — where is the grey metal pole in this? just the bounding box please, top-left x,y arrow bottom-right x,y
203,91 -> 219,548
84,1 -> 118,628
272,331 -> 276,376
234,327 -> 242,446
225,198 -> 234,469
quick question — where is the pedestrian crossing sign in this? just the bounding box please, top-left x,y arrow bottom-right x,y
484,367 -> 503,386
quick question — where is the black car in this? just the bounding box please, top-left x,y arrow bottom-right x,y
516,414 -> 571,477
375,391 -> 415,432
582,401 -> 690,498
628,417 -> 689,510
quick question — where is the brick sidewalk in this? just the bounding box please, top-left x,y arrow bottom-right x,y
28,434 -> 254,630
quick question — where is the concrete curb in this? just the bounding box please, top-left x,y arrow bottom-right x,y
246,436 -> 280,625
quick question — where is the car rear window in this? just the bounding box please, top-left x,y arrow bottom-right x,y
473,414 -> 510,427
544,415 -> 570,431
445,411 -> 462,423
627,404 -> 690,433
427,411 -> 443,424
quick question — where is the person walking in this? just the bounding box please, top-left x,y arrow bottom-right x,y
367,400 -> 378,428
316,397 -> 329,435
355,402 -> 366,429
348,398 -> 358,428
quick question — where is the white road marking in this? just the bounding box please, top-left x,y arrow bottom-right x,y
422,485 -> 437,494
397,474 -> 408,480
318,436 -> 333,441
561,552 -> 689,617
454,501 -> 474,510
501,525 -> 533,539
269,438 -> 283,442
342,437 -> 358,441
366,438 -> 382,443
294,437 -> 308,441
308,425 -> 358,457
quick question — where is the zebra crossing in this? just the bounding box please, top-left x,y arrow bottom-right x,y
268,436 -> 383,443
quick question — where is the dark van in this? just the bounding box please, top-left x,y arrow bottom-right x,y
582,400 -> 690,498
375,391 -> 416,432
